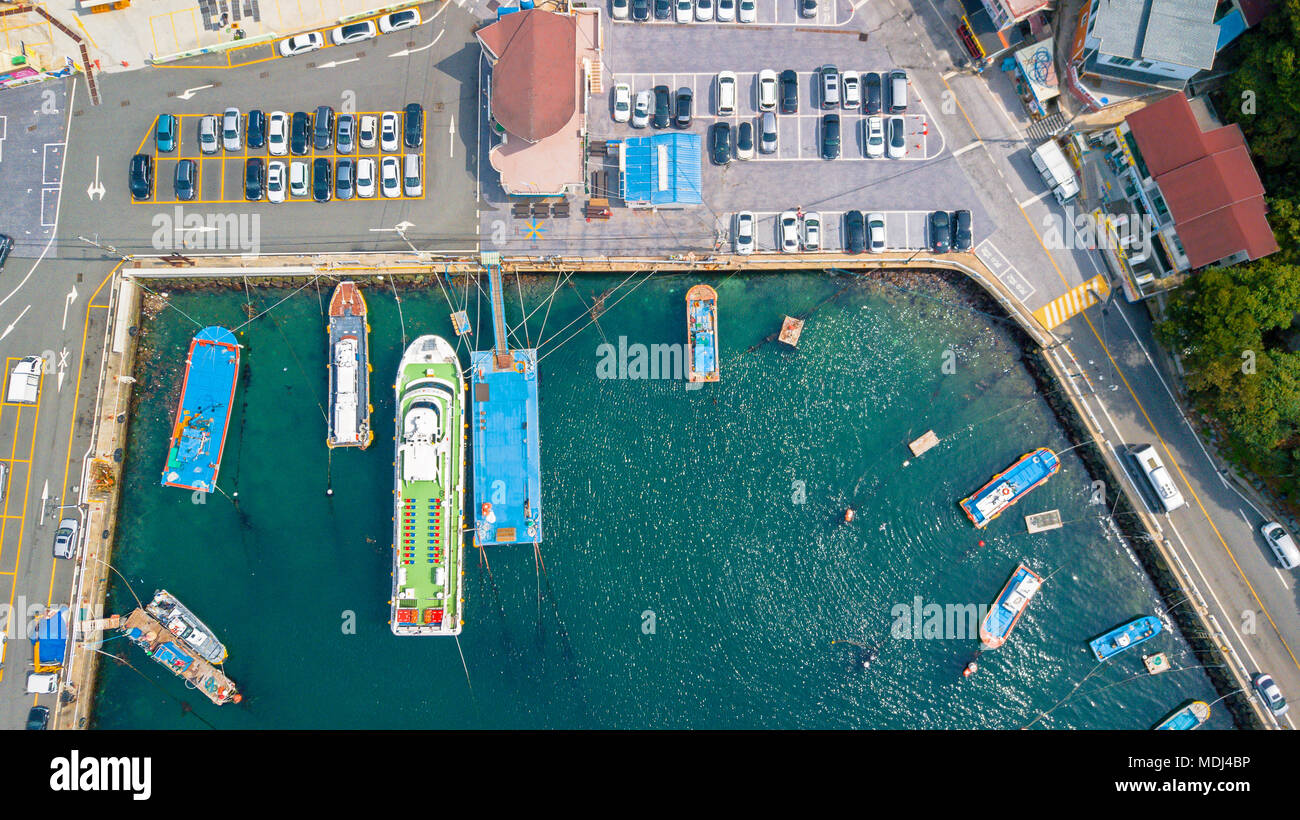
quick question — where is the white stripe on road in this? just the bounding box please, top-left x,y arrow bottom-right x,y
951,141 -> 981,157
1018,189 -> 1049,209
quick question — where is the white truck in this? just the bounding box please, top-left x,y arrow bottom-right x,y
5,355 -> 42,404
1030,139 -> 1080,206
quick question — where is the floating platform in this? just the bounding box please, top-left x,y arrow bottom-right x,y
161,326 -> 241,493
908,430 -> 939,457
121,608 -> 240,705
1143,652 -> 1170,675
1024,509 -> 1063,533
777,316 -> 804,347
471,348 -> 542,546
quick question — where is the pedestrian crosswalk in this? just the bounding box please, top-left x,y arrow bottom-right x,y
1026,113 -> 1066,143
1032,274 -> 1110,330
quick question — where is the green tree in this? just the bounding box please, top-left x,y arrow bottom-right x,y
1223,0 -> 1300,197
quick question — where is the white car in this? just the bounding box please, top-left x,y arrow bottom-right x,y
802,212 -> 822,251
1261,521 -> 1300,569
632,90 -> 652,128
266,161 -> 286,204
278,32 -> 324,57
779,210 -> 800,253
198,115 -> 219,155
866,212 -> 886,253
221,107 -> 242,151
356,157 -> 377,199
290,160 -> 309,198
695,0 -> 714,21
733,211 -> 755,255
887,115 -> 906,159
757,69 -> 778,111
380,156 -> 401,198
359,114 -> 377,149
613,83 -> 632,124
402,154 -> 422,197
738,0 -> 756,22
675,0 -> 692,21
267,111 -> 288,156
378,8 -> 421,33
612,0 -> 630,19
331,20 -> 377,46
717,0 -> 735,21
842,72 -> 861,109
865,116 -> 884,158
380,112 -> 400,152
716,71 -> 737,116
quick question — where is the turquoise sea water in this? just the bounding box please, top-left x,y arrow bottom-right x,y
94,272 -> 1232,729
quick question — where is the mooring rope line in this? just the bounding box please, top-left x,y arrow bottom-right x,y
131,279 -> 204,329
230,271 -> 327,333
536,267 -> 658,365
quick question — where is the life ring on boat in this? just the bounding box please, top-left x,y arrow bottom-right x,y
1000,486 -> 1012,497
514,360 -> 526,373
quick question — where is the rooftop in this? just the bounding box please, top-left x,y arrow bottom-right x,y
1126,93 -> 1278,267
476,9 -> 579,143
1090,0 -> 1219,70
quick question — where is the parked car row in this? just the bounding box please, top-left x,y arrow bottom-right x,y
129,153 -> 423,202
612,0 -> 787,22
276,9 -> 421,57
928,209 -> 972,253
158,104 -> 424,157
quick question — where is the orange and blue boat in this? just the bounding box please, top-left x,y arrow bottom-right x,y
979,562 -> 1042,649
1153,700 -> 1210,730
686,284 -> 719,383
161,326 -> 240,493
960,447 -> 1059,528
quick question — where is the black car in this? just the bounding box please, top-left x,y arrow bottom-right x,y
709,122 -> 731,165
736,121 -> 754,157
864,71 -> 882,114
336,158 -> 355,200
820,114 -> 840,160
652,85 -> 671,129
779,69 -> 799,114
128,153 -> 153,201
951,209 -> 972,251
312,158 -> 332,202
247,109 -> 266,149
674,87 -> 693,128
244,157 -> 264,201
291,111 -> 310,155
26,705 -> 49,730
654,0 -> 671,17
929,210 -> 951,253
174,158 -> 197,201
844,210 -> 865,254
404,102 -> 424,148
313,105 -> 334,151
632,0 -> 650,19
0,233 -> 13,271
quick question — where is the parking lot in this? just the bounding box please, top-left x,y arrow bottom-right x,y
130,111 -> 428,205
609,0 -> 852,26
55,1 -> 481,256
604,70 -> 939,161
720,209 -> 949,253
0,82 -> 70,258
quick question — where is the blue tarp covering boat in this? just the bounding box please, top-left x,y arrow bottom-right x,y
686,284 -> 719,382
161,326 -> 241,493
979,562 -> 1043,649
960,447 -> 1059,528
1154,700 -> 1210,730
1090,615 -> 1163,661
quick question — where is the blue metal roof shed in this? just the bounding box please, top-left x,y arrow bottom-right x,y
619,133 -> 703,208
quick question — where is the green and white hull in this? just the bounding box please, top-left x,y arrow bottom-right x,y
391,335 -> 466,636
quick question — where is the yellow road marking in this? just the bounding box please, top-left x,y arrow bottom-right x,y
1032,274 -> 1109,330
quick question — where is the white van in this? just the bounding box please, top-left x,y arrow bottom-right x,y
1260,522 -> 1300,570
716,71 -> 737,116
403,154 -> 422,197
1130,444 -> 1185,512
6,356 -> 42,404
27,672 -> 58,694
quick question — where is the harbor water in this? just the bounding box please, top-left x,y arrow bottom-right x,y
94,272 -> 1232,729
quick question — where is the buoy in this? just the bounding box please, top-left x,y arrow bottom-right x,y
844,508 -> 856,523
233,693 -> 243,703
963,662 -> 978,678
978,540 -> 985,547
326,488 -> 334,496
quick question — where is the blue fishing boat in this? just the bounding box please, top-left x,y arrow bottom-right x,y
979,562 -> 1043,649
161,326 -> 241,493
960,447 -> 1059,528
1089,615 -> 1163,661
1153,700 -> 1210,730
686,284 -> 719,383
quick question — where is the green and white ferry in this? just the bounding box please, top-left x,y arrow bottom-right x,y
391,335 -> 466,636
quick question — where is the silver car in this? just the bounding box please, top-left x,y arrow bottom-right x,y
759,111 -> 777,154
632,90 -> 652,129
733,211 -> 755,255
198,115 -> 219,155
53,517 -> 78,559
221,107 -> 242,151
